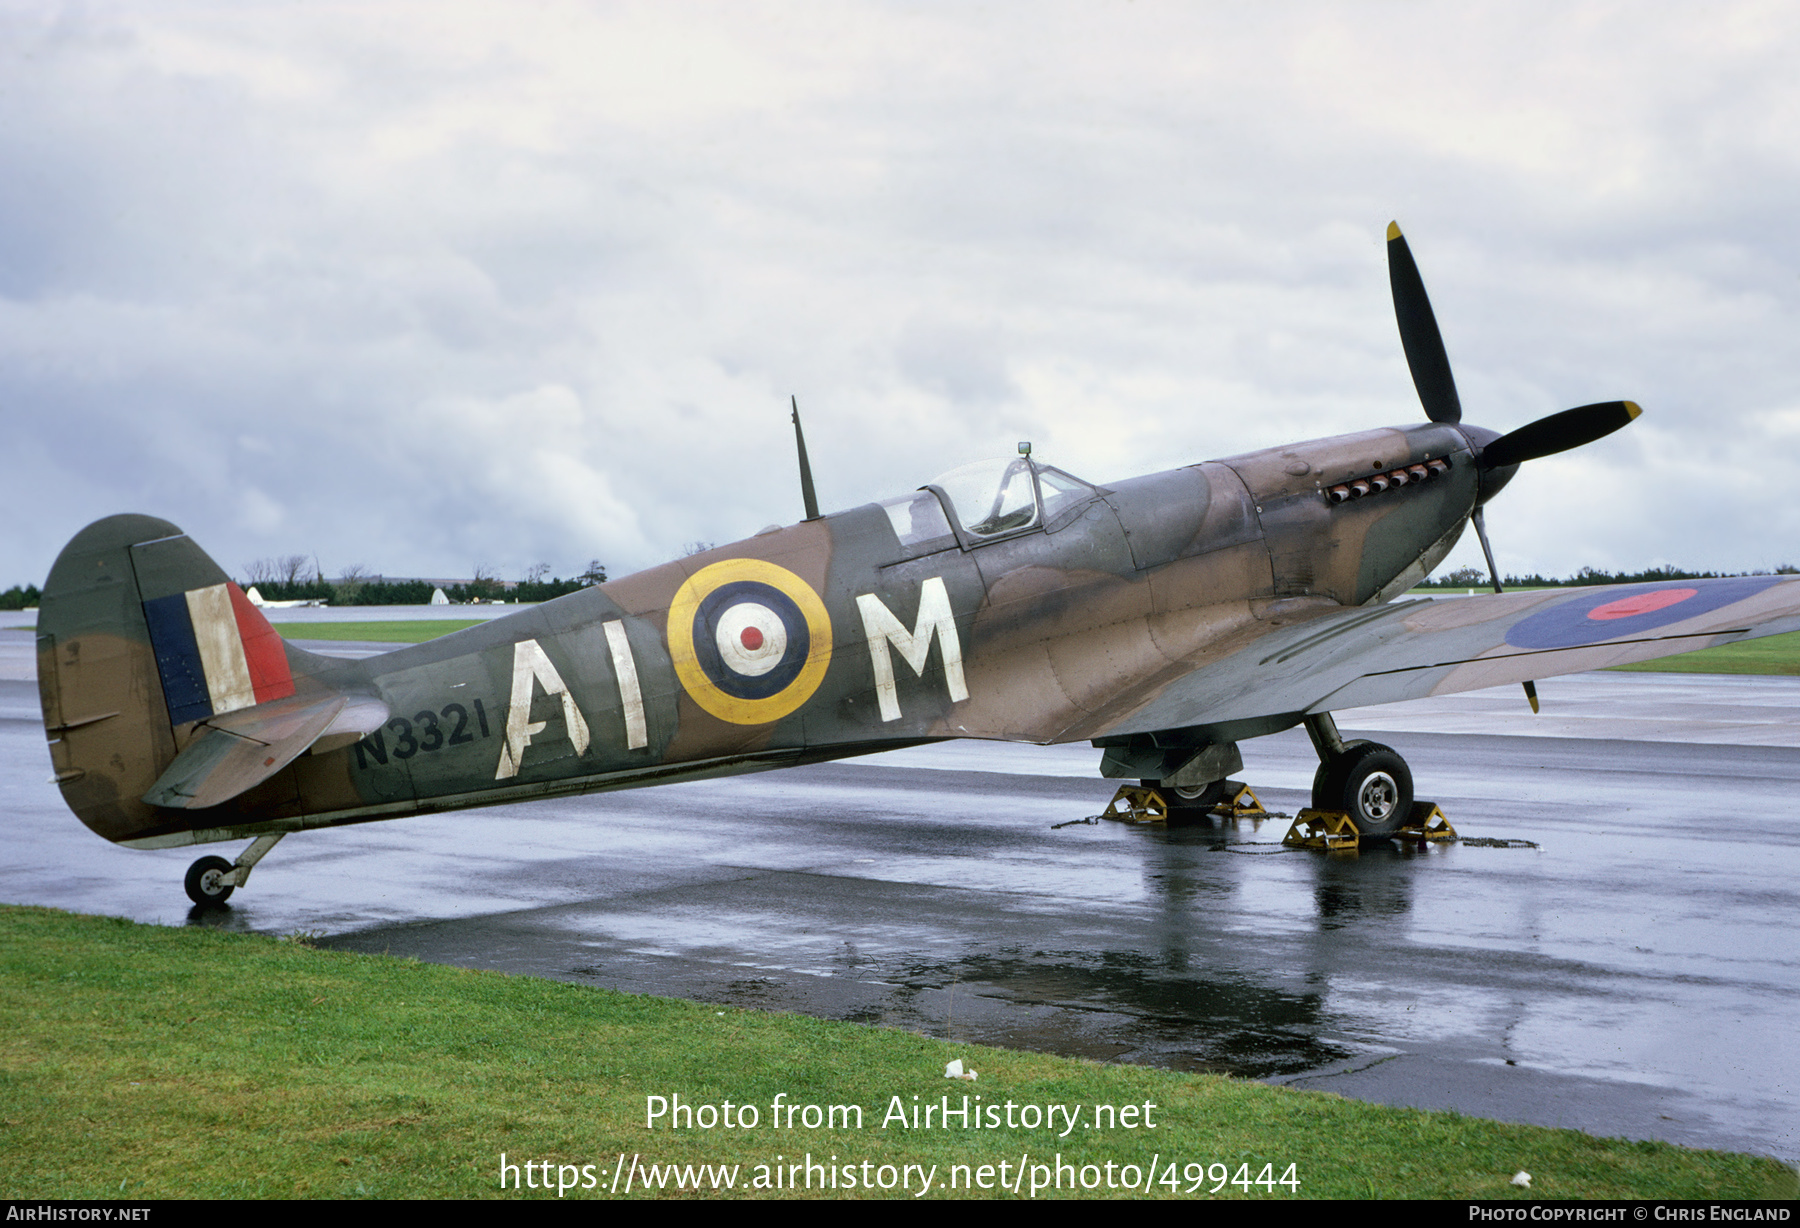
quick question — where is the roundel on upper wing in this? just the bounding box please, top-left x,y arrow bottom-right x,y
668,559 -> 833,724
1502,576 -> 1787,651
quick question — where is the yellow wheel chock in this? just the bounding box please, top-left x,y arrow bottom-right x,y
1101,780 -> 1270,825
1399,801 -> 1457,842
1283,800 -> 1457,851
1217,781 -> 1266,818
1282,809 -> 1363,851
1100,784 -> 1171,824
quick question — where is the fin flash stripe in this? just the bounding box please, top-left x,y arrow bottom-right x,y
143,582 -> 295,725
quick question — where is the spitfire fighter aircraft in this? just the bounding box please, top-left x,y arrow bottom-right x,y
38,225 -> 1800,906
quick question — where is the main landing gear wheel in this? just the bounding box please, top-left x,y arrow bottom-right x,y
1141,778 -> 1226,825
185,855 -> 235,908
1312,742 -> 1413,840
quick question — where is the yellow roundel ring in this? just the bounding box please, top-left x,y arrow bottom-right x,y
667,558 -> 833,725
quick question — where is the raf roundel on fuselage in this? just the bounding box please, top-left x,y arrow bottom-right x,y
668,558 -> 834,725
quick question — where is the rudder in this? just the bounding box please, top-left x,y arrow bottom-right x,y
38,515 -> 297,844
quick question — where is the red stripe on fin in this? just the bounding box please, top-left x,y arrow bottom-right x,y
228,582 -> 296,704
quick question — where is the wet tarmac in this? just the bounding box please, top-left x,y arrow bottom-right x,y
3,626 -> 1797,1164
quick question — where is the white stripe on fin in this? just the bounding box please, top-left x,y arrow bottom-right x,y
186,584 -> 255,715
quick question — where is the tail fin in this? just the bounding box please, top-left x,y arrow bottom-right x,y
38,515 -> 375,845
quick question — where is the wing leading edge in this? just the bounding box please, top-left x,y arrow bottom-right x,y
1096,575 -> 1800,738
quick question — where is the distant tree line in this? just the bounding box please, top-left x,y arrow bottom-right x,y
1418,563 -> 1799,590
508,577 -> 593,603
240,556 -> 608,606
1,584 -> 41,610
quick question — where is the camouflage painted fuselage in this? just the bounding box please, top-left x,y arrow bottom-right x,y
41,422 -> 1480,851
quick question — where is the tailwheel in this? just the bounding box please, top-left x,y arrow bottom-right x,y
1312,741 -> 1414,840
181,834 -> 284,908
184,855 -> 236,907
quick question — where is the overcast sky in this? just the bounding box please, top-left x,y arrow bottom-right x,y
5,2 -> 1798,590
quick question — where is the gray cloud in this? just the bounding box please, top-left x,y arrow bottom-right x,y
4,2 -> 1798,590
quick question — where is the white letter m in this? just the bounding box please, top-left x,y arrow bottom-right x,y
855,576 -> 968,723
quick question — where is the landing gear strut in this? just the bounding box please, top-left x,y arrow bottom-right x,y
184,834 -> 285,908
1303,713 -> 1414,840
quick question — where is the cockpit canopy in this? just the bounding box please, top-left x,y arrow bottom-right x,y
878,455 -> 1100,550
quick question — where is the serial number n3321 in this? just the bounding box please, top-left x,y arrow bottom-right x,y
354,700 -> 492,769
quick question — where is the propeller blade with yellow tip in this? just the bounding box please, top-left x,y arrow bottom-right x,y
1480,401 -> 1643,470
1386,221 -> 1463,424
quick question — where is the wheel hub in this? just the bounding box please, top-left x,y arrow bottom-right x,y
1356,772 -> 1399,821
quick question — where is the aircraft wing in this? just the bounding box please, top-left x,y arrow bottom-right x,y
1097,575 -> 1800,737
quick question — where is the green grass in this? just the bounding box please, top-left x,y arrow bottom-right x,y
0,907 -> 1791,1200
271,620 -> 487,643
1608,630 -> 1800,676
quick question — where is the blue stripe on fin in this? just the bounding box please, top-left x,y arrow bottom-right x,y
142,593 -> 213,725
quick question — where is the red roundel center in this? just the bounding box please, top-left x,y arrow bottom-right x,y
1587,588 -> 1698,621
740,626 -> 764,651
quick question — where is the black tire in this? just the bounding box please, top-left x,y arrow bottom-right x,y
1312,742 -> 1413,839
1310,739 -> 1369,812
1143,778 -> 1226,826
185,855 -> 236,907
